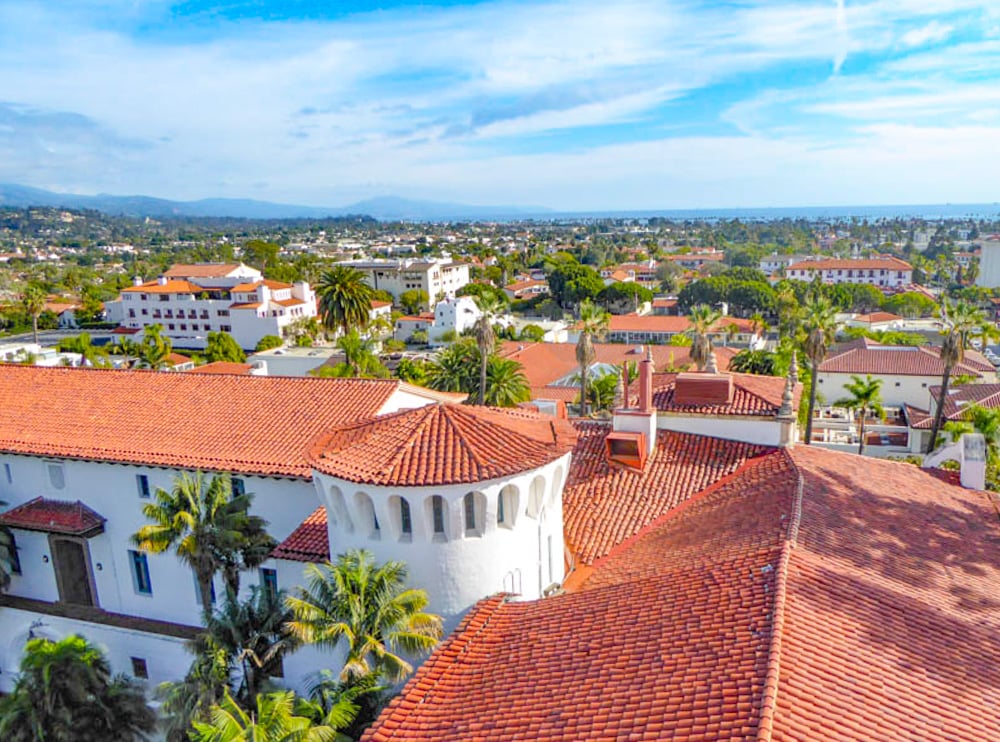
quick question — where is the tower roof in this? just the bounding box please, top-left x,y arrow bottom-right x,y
309,404 -> 576,487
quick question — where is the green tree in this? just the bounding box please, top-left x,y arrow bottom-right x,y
131,471 -> 273,618
518,324 -> 545,342
547,261 -> 604,309
801,296 -> 838,446
394,357 -> 427,385
241,240 -> 281,273
597,282 -> 653,314
686,304 -> 722,372
20,282 -> 46,344
317,266 -> 376,336
255,335 -> 284,352
483,356 -> 531,406
138,323 -> 173,370
399,289 -> 429,315
158,640 -> 231,742
327,330 -> 389,378
881,291 -> 937,319
729,349 -> 778,375
928,298 -> 987,451
576,370 -> 618,413
575,299 -> 610,417
834,375 -> 885,455
943,404 -> 1000,488
0,635 -> 156,742
285,549 -> 442,686
473,294 -> 505,405
190,689 -> 348,742
425,340 -> 478,394
0,501 -> 15,592
204,331 -> 247,363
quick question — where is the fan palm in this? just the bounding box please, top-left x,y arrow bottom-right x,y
317,266 -> 376,336
0,635 -> 156,742
473,294 -> 505,405
834,375 -> 885,455
686,304 -> 722,371
131,471 -> 272,618
285,549 -> 443,684
575,299 -> 610,416
20,283 -> 46,345
928,298 -> 987,452
190,690 -> 343,742
800,296 -> 838,445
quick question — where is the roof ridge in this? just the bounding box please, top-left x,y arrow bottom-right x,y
443,404 -> 492,473
754,448 -> 803,742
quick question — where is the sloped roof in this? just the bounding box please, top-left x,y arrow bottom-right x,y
163,263 -> 244,278
271,507 -> 328,562
309,404 -> 576,486
821,337 -> 994,377
188,362 -> 254,375
0,366 -> 402,477
0,497 -> 106,535
788,256 -> 912,271
365,445 -> 1000,742
121,280 -> 204,294
648,371 -> 801,417
907,384 -> 1000,429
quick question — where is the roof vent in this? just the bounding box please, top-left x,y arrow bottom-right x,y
606,431 -> 648,471
673,373 -> 733,406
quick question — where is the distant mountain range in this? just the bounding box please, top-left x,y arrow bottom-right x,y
0,183 -> 549,221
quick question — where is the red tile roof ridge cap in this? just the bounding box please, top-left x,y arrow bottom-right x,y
360,594 -> 512,742
753,539 -> 794,742
570,446 -> 787,579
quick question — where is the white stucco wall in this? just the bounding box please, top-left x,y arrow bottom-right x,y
816,371 -> 939,409
655,414 -> 792,447
312,453 -> 571,624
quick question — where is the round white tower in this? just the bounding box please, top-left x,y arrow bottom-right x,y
307,404 -> 576,621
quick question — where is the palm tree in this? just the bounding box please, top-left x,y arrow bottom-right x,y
158,639 -> 232,742
576,370 -> 618,413
928,298 -> 988,451
111,336 -> 143,368
473,294 -> 505,405
834,375 -> 885,455
687,304 -> 722,371
425,340 -> 477,394
575,299 -> 610,416
801,296 -> 838,445
730,349 -> 778,376
285,549 -> 442,684
0,635 -> 156,742
334,330 -> 388,378
137,323 -> 173,370
483,356 -> 531,407
317,266 -> 376,336
190,690 -> 345,742
20,283 -> 46,345
131,471 -> 272,617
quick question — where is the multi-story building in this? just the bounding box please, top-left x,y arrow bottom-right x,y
105,263 -> 316,350
784,256 -> 912,288
343,258 -> 470,302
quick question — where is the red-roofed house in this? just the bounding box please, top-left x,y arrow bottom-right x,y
786,255 -> 912,289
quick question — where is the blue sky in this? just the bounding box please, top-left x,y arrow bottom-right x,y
1,0 -> 999,210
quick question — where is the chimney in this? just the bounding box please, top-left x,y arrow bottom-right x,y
132,276 -> 143,286
638,348 -> 653,413
621,362 -> 630,409
612,348 -> 657,459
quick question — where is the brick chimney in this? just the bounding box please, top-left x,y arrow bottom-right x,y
612,348 -> 657,458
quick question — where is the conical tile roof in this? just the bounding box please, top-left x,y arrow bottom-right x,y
309,404 -> 576,486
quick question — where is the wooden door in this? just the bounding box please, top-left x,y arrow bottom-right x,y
51,537 -> 96,606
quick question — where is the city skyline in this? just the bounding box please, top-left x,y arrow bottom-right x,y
2,0 -> 999,211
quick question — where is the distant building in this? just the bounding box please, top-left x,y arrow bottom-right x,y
976,236 -> 1000,288
342,258 -> 470,302
785,256 -> 912,289
105,263 -> 316,350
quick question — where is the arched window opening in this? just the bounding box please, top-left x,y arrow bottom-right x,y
527,475 -> 546,519
426,495 -> 448,542
354,492 -> 380,540
498,484 -> 519,529
464,492 -> 486,537
388,495 -> 413,542
329,485 -> 353,533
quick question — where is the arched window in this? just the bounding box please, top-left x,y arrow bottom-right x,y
329,485 -> 353,533
426,495 -> 448,542
388,495 -> 413,542
464,492 -> 486,538
527,475 -> 546,519
354,492 -> 380,540
498,484 -> 519,529
549,465 -> 565,507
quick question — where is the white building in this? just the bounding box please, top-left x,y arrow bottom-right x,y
343,258 -> 470,302
784,256 -> 912,289
430,296 -> 482,345
104,263 -> 317,350
976,236 -> 1000,288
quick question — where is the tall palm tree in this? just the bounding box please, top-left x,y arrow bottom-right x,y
20,283 -> 46,345
131,471 -> 272,617
0,635 -> 156,742
190,690 -> 344,742
138,323 -> 173,370
473,294 -> 505,405
317,266 -> 376,336
834,374 -> 885,455
687,304 -> 722,371
575,299 -> 610,416
285,549 -> 442,684
111,336 -> 143,368
425,340 -> 477,394
484,356 -> 531,407
801,296 -> 838,445
928,298 -> 988,451
158,639 -> 232,742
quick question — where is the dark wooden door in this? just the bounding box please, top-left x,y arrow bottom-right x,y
51,538 -> 95,606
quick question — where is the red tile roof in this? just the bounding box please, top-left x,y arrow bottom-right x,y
821,337 -> 995,377
163,263 -> 243,278
649,371 -> 801,417
788,256 -> 912,272
366,444 -> 1000,742
907,383 -> 1000,428
853,311 -> 902,323
271,507 -> 328,562
188,362 -> 255,375
0,366 -> 403,477
0,497 -> 106,536
309,404 -> 576,486
563,423 -> 771,563
122,280 -> 204,294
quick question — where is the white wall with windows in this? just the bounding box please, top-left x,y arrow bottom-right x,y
312,453 -> 573,624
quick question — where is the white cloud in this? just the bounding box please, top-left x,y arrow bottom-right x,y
900,20 -> 954,48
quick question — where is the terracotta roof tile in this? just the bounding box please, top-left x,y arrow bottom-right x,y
788,256 -> 912,271
821,338 -> 995,377
649,371 -> 801,417
188,362 -> 254,375
309,404 -> 576,486
122,280 -> 204,294
563,423 -> 771,563
0,497 -> 106,535
0,366 -> 401,477
271,507 -> 328,562
163,263 -> 243,278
